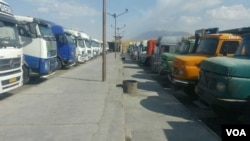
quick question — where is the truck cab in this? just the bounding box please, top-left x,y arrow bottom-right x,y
196,28 -> 250,116
171,32 -> 242,98
51,25 -> 76,70
138,40 -> 148,63
91,38 -> 101,57
131,41 -> 140,61
0,0 -> 23,93
14,15 -> 57,83
64,30 -> 92,63
151,35 -> 181,73
159,35 -> 195,75
144,38 -> 156,66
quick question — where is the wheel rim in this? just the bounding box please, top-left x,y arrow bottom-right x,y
57,58 -> 62,70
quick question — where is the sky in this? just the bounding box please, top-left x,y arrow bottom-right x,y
6,0 -> 250,41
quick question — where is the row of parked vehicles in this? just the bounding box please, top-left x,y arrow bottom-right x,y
128,27 -> 250,119
0,0 -> 108,94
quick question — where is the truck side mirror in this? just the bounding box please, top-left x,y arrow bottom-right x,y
156,43 -> 159,47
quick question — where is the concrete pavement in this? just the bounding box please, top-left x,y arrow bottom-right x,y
0,52 -> 220,141
0,53 -> 124,141
122,54 -> 220,141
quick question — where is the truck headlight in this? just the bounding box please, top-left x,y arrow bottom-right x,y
216,82 -> 226,92
178,70 -> 184,75
45,60 -> 49,71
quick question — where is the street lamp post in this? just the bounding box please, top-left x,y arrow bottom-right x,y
111,24 -> 126,54
107,9 -> 128,58
116,24 -> 126,36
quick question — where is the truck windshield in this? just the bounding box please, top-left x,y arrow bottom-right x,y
65,34 -> 74,45
175,42 -> 190,54
38,24 -> 54,38
85,39 -> 91,48
195,38 -> 218,55
235,35 -> 250,56
92,41 -> 99,48
77,39 -> 85,48
0,21 -> 19,48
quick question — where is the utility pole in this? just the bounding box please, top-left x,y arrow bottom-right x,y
102,0 -> 106,82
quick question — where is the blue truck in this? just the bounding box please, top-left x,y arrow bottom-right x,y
14,15 -> 57,83
51,25 -> 76,70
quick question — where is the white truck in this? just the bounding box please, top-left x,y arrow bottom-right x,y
0,0 -> 23,94
138,39 -> 148,63
64,29 -> 92,63
91,38 -> 101,57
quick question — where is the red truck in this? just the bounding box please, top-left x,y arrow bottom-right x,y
145,38 -> 156,66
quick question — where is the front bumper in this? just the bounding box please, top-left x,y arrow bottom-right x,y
197,84 -> 249,113
169,74 -> 197,87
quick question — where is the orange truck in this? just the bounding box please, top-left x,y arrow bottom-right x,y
144,38 -> 156,66
170,31 -> 242,98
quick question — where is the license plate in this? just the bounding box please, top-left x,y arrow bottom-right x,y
9,77 -> 17,83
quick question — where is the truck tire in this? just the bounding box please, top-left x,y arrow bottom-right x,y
22,65 -> 30,84
183,86 -> 199,100
56,58 -> 62,70
144,57 -> 150,66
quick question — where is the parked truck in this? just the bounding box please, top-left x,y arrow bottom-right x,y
144,38 -> 157,66
138,39 -> 148,63
196,27 -> 250,116
159,35 -> 195,75
171,28 -> 242,98
0,0 -> 23,94
51,25 -> 76,69
151,35 -> 181,73
159,27 -> 217,75
65,29 -> 92,63
91,38 -> 100,57
14,15 -> 57,83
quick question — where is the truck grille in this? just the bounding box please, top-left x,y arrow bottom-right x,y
0,57 -> 21,71
172,67 -> 178,74
46,41 -> 57,57
199,70 -> 217,90
49,58 -> 57,72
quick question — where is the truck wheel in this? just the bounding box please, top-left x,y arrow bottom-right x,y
183,86 -> 199,100
22,65 -> 30,84
158,69 -> 163,76
57,58 -> 62,70
145,57 -> 151,67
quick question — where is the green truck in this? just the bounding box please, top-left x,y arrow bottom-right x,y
159,36 -> 195,75
196,27 -> 250,117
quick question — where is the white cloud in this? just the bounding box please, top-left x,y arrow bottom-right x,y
127,0 -> 250,39
206,4 -> 250,20
179,16 -> 202,25
49,3 -> 99,19
25,0 -> 99,18
37,7 -> 49,13
155,0 -> 222,12
181,0 -> 222,12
